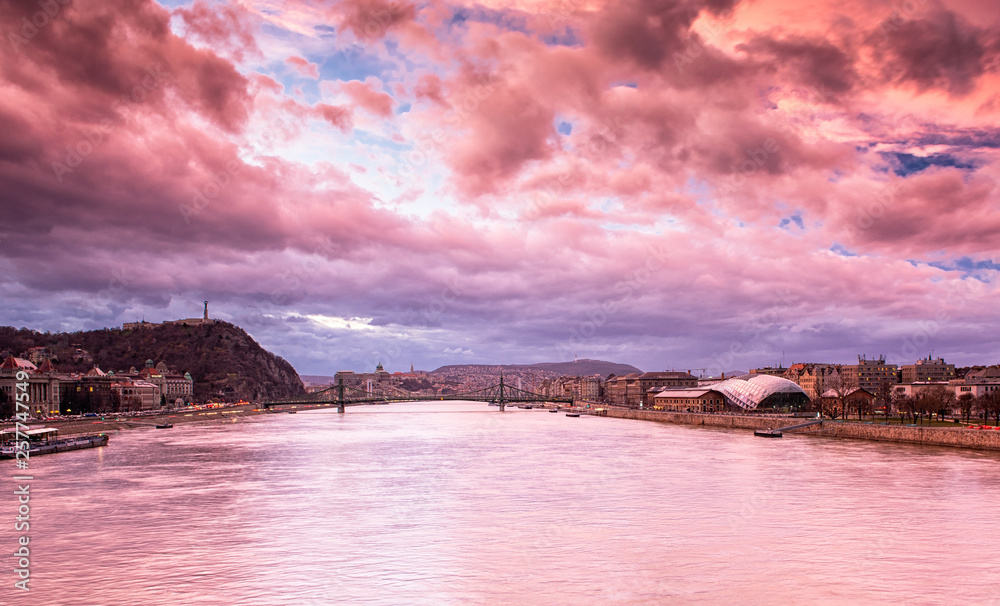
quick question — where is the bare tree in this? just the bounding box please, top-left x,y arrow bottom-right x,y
978,391 -> 1000,426
853,391 -> 875,421
876,380 -> 895,423
827,373 -> 858,420
911,386 -> 952,425
957,393 -> 975,424
899,395 -> 918,424
921,385 -> 955,422
811,394 -> 825,417
818,392 -> 841,419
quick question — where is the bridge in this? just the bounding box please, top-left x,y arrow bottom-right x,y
266,375 -> 574,412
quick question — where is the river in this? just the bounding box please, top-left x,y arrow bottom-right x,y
5,402 -> 1000,605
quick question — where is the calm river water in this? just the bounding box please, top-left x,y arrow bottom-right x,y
5,402 -> 1000,605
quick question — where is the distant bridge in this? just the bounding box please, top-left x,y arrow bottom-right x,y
266,375 -> 574,412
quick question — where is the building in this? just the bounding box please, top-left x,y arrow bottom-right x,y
751,366 -> 788,377
892,382 -> 950,399
634,372 -> 698,406
964,366 -> 1000,385
577,376 -> 602,401
60,366 -> 117,414
335,363 -> 395,390
604,373 -> 641,406
948,367 -> 1000,401
111,379 -> 161,410
0,356 -> 65,417
606,371 -> 697,406
713,375 -> 810,411
125,301 -> 218,330
131,360 -> 194,405
822,387 -> 877,414
785,363 -> 840,399
900,356 -> 955,383
651,388 -> 727,412
547,375 -> 603,401
950,381 -> 1000,400
841,355 -> 898,392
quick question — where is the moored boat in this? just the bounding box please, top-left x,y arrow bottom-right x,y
0,428 -> 109,459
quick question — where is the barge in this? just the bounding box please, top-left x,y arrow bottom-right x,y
0,428 -> 109,459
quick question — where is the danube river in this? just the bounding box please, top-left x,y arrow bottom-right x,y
6,402 -> 1000,605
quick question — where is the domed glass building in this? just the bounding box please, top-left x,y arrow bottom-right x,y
713,374 -> 810,410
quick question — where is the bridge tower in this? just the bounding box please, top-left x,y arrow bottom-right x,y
337,377 -> 345,414
498,373 -> 507,412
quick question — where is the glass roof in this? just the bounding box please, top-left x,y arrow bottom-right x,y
714,375 -> 807,410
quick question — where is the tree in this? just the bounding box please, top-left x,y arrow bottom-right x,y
957,393 -> 975,424
827,373 -> 858,420
977,392 -> 1000,426
876,380 -> 896,422
818,393 -> 840,419
851,390 -> 874,421
911,386 -> 952,424
920,385 -> 955,422
808,393 -> 823,415
899,396 -> 918,424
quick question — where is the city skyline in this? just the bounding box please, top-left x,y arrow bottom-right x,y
2,0 -> 999,376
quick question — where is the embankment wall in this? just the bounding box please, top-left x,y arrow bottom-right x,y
601,408 -> 1000,451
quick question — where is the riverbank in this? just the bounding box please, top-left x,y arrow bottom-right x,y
602,407 -> 1000,451
1,403 -> 339,437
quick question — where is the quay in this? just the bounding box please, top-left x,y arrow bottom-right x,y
602,407 -> 1000,451
754,418 -> 824,438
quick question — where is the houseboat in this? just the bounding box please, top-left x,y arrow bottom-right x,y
0,428 -> 109,459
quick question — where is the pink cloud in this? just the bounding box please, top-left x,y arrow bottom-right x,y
175,0 -> 261,63
315,103 -> 353,131
286,56 -> 319,79
339,78 -> 395,118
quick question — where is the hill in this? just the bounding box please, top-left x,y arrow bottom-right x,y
431,359 -> 642,379
0,322 -> 305,402
514,359 -> 643,377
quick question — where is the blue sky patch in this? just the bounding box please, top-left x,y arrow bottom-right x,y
881,152 -> 976,176
831,243 -> 857,257
778,212 -> 804,231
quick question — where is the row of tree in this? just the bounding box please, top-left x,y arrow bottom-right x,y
814,379 -> 1000,425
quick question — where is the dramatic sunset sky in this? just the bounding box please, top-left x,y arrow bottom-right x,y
1,0 -> 998,375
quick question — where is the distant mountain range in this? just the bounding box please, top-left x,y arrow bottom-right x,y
431,359 -> 643,378
303,359 -> 643,385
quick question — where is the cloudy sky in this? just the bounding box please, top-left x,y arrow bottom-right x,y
1,0 -> 998,376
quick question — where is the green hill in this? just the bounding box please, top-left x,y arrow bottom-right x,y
0,322 -> 305,403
